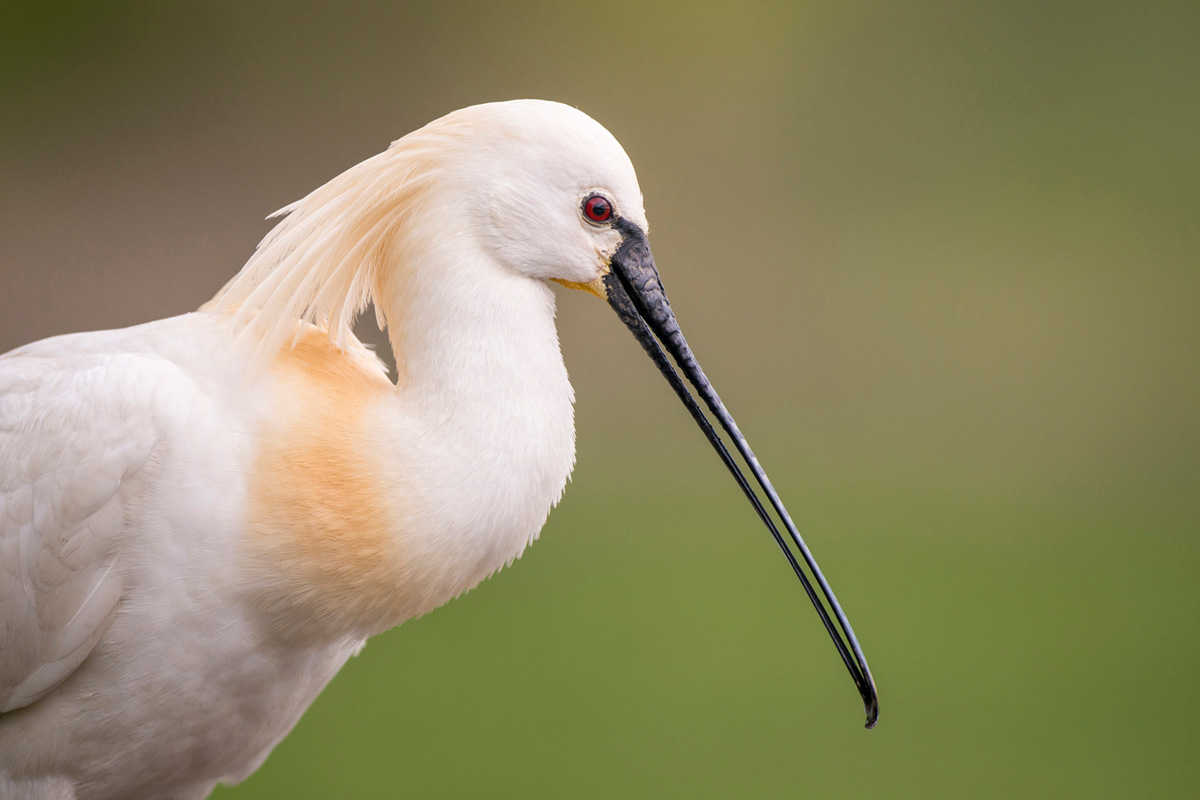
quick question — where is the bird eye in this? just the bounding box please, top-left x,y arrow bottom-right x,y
582,194 -> 614,224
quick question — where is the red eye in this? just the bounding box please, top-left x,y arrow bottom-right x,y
583,194 -> 613,223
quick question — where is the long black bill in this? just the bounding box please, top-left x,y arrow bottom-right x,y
603,218 -> 879,729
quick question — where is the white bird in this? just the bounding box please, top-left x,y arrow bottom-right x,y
0,100 -> 876,799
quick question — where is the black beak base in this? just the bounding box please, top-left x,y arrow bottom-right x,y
603,218 -> 879,729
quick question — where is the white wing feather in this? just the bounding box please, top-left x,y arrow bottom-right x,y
0,342 -> 158,713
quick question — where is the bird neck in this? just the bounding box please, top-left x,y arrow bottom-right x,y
377,242 -> 577,622
377,233 -> 563,399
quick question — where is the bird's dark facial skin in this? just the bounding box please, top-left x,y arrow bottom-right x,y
602,217 -> 879,729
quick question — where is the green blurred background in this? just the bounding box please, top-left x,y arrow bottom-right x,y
2,1 -> 1197,796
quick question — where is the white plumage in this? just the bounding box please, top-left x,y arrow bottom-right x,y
1,100 -> 647,799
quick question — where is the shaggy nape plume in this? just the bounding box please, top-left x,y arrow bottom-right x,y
203,131 -> 446,370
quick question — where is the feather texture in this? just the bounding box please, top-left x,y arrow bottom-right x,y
203,126 -> 447,369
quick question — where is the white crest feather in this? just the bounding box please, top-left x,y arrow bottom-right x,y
203,128 -> 448,370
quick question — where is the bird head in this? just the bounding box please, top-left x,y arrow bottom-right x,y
420,99 -> 646,291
